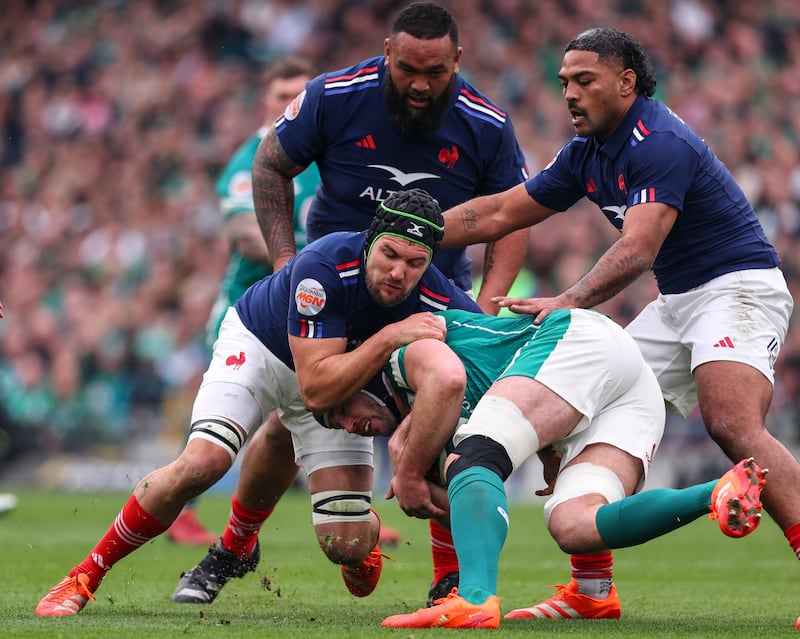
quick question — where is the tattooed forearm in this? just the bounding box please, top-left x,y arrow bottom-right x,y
252,130 -> 303,268
566,239 -> 650,308
482,240 -> 497,280
460,206 -> 480,233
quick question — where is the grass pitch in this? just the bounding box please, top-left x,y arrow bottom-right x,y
1,485 -> 798,638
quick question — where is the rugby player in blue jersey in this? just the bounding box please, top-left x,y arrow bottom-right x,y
319,308 -> 765,628
35,189 -> 480,617
182,1 -> 531,607
167,57 -> 321,548
438,27 -> 797,624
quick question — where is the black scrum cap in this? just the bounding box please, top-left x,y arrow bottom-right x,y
365,188 -> 444,262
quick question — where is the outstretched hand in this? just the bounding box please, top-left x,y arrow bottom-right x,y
491,295 -> 576,324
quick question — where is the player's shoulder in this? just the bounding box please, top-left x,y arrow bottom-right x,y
629,97 -> 701,148
321,56 -> 384,97
451,75 -> 511,130
294,232 -> 365,275
299,231 -> 363,259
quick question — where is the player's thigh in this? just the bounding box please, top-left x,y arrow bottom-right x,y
694,360 -> 773,434
681,269 -> 791,380
626,298 -> 694,416
555,364 -> 664,492
193,307 -> 287,436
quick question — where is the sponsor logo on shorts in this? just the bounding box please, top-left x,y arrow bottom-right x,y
295,278 -> 326,316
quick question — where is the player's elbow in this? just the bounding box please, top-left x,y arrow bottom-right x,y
300,394 -> 328,415
437,366 -> 467,401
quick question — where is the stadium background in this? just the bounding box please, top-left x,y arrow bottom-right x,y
0,0 -> 798,494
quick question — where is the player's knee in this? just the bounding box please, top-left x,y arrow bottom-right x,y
311,490 -> 374,564
546,498 -> 604,554
452,396 -> 539,473
172,444 -> 233,493
543,463 -> 625,553
314,521 -> 375,564
446,435 -> 513,483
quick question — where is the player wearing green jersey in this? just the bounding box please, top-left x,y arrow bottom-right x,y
319,309 -> 767,628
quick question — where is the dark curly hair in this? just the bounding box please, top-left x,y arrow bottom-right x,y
566,27 -> 656,97
390,2 -> 458,45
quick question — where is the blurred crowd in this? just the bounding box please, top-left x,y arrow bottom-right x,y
1,0 -> 799,475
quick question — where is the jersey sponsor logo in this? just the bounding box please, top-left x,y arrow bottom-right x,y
225,351 -> 246,369
439,145 -> 459,169
367,164 -> 440,187
283,89 -> 306,121
601,204 -> 627,222
295,278 -> 327,316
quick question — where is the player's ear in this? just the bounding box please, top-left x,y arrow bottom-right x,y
619,68 -> 636,97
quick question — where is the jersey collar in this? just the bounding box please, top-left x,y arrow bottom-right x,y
596,93 -> 650,160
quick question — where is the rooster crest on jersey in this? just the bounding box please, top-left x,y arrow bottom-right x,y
365,188 -> 444,262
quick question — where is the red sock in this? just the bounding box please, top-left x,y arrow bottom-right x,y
784,522 -> 800,560
430,519 -> 459,582
71,495 -> 168,591
221,496 -> 272,558
571,551 -> 614,599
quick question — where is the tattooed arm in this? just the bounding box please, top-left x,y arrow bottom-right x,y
252,128 -> 306,271
496,201 -> 677,323
474,230 -> 530,315
441,183 -> 556,248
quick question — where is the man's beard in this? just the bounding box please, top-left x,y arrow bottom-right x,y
365,274 -> 411,308
384,72 -> 455,137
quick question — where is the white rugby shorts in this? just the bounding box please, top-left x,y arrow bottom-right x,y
625,267 -> 793,417
191,307 -> 373,474
459,310 -> 665,486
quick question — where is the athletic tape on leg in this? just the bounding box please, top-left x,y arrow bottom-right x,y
543,462 -> 625,526
454,395 -> 539,471
311,490 -> 372,525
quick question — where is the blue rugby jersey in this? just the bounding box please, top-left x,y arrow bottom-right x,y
525,94 -> 779,294
274,56 -> 529,291
234,231 -> 481,369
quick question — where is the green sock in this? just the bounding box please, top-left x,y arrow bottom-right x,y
447,466 -> 508,605
596,480 -> 716,548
